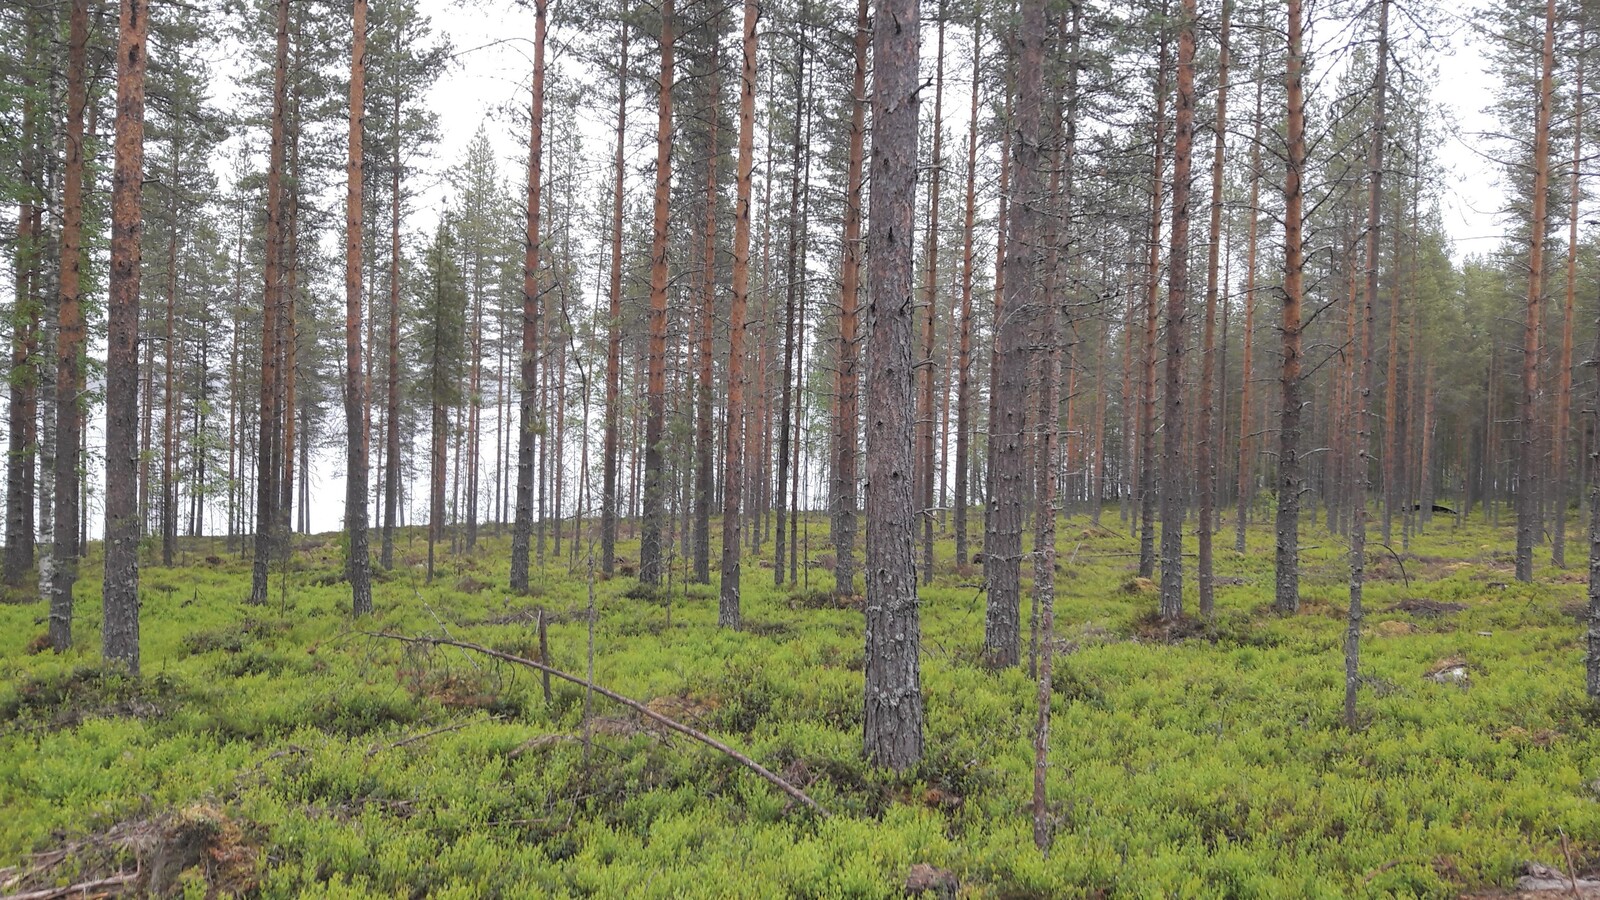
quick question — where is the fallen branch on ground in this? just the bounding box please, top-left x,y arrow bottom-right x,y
362,631 -> 829,818
0,871 -> 137,900
366,719 -> 476,758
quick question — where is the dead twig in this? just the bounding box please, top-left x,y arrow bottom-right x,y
363,631 -> 829,818
0,871 -> 137,900
1375,542 -> 1411,588
366,720 -> 476,758
1561,828 -> 1582,899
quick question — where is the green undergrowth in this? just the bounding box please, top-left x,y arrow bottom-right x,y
2,512 -> 1599,897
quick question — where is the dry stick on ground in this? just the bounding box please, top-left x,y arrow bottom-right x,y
0,872 -> 138,900
365,719 -> 476,758
365,632 -> 828,817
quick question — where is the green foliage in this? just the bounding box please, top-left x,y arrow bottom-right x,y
2,515 -> 1599,896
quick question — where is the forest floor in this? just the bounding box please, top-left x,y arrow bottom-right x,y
2,509 -> 1599,898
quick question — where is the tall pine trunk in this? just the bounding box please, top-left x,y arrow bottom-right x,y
983,0 -> 1045,669
774,27 -> 807,587
918,5 -> 947,585
5,9 -> 41,589
1555,29 -> 1585,569
1518,0 -> 1555,583
639,0 -> 675,587
602,22 -> 628,578
864,0 -> 925,770
1347,0 -> 1388,728
1158,0 -> 1197,620
511,0 -> 548,592
105,0 -> 150,674
1235,70 -> 1263,553
832,0 -> 866,597
694,59 -> 720,586
50,0 -> 89,651
345,0 -> 373,616
1276,0 -> 1307,613
1138,24 -> 1170,580
1195,0 -> 1229,618
250,0 -> 290,606
381,86 -> 402,571
953,14 -> 981,570
720,0 -> 757,625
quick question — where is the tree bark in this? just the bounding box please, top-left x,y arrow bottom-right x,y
1346,0 -> 1389,728
250,0 -> 289,606
1235,69 -> 1263,554
6,9 -> 41,590
694,55 -> 720,586
983,0 -> 1045,669
721,0 -> 757,625
1195,0 -> 1229,618
1159,0 -> 1197,620
50,0 -> 89,652
1519,0 -> 1555,583
346,0 -> 373,617
775,25 -> 808,588
511,0 -> 548,593
1276,0 -> 1307,613
832,0 -> 866,598
1138,22 -> 1171,580
918,3 -> 947,585
954,13 -> 982,568
863,0 -> 925,770
602,22 -> 629,579
639,0 -> 675,587
105,0 -> 150,674
1555,28 -> 1585,569
381,84 -> 402,570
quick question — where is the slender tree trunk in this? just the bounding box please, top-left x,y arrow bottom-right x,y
1276,0 -> 1307,613
1556,29 -> 1585,569
1519,0 -> 1556,582
1138,22 -> 1171,580
250,0 -> 289,606
984,75 -> 1012,538
50,0 -> 89,651
1235,65 -> 1263,554
918,4 -> 947,585
1381,213 -> 1403,545
511,0 -> 548,592
694,59 -> 720,585
775,28 -> 807,588
832,0 -> 865,597
1158,0 -> 1197,619
954,14 -> 980,570
1195,0 -> 1229,618
345,0 -> 373,616
863,0 -> 925,770
161,138 -> 179,568
983,0 -> 1045,669
1030,149 -> 1060,855
721,0 -> 757,625
105,0 -> 149,673
381,87 -> 402,570
640,0 -> 675,587
5,9 -> 41,590
602,23 -> 628,578
1587,254 -> 1600,697
1346,0 -> 1388,728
